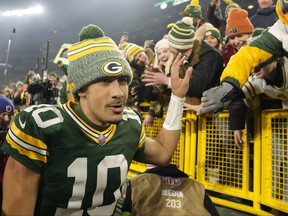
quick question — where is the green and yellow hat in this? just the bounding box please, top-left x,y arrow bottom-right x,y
67,24 -> 133,94
167,17 -> 195,50
182,0 -> 202,18
122,43 -> 144,64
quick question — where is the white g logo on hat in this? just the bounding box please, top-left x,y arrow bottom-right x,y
102,60 -> 124,75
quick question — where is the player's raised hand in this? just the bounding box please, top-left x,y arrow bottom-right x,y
170,53 -> 193,98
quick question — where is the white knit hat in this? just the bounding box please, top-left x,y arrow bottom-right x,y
154,38 -> 170,53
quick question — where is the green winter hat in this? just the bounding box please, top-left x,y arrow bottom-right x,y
182,0 -> 202,18
225,2 -> 241,16
67,24 -> 133,94
167,17 -> 195,50
204,27 -> 222,42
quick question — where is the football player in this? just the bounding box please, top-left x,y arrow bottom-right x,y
2,25 -> 192,215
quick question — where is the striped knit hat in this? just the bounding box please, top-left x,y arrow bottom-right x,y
123,43 -> 144,64
167,17 -> 195,50
67,24 -> 133,94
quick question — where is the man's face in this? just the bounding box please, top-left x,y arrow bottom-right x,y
258,0 -> 273,9
78,77 -> 129,127
0,112 -> 13,130
133,51 -> 149,67
228,33 -> 251,51
169,46 -> 192,58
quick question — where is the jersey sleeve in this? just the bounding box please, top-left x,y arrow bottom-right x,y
221,21 -> 286,88
2,105 -> 62,174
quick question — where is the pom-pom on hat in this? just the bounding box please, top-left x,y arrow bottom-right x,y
225,8 -> 254,38
0,96 -> 14,114
122,43 -> 144,64
167,17 -> 195,50
155,38 -> 170,53
78,24 -> 104,41
67,24 -> 133,94
182,0 -> 202,18
204,27 -> 222,42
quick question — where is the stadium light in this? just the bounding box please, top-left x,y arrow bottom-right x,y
154,0 -> 189,10
2,5 -> 43,17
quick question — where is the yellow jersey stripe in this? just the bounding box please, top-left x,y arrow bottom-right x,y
6,131 -> 47,163
10,123 -> 48,150
138,125 -> 146,148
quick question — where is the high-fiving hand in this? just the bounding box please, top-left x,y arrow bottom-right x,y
170,53 -> 193,98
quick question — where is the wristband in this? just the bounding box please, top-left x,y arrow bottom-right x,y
163,94 -> 185,130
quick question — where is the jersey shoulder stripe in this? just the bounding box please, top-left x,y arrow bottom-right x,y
6,122 -> 48,163
3,104 -> 65,171
139,124 -> 146,149
123,108 -> 141,124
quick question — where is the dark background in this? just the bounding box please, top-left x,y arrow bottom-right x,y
0,0 -> 258,88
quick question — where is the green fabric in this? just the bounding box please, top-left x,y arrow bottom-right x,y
3,102 -> 144,215
122,211 -> 132,216
249,29 -> 287,71
78,24 -> 104,41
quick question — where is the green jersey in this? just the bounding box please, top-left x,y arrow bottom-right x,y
3,101 -> 146,215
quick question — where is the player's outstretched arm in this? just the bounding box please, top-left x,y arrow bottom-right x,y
136,53 -> 193,165
2,157 -> 40,215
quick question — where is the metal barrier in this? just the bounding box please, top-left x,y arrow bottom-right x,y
261,110 -> 288,213
127,110 -> 288,215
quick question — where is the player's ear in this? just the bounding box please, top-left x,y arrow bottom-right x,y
77,91 -> 86,98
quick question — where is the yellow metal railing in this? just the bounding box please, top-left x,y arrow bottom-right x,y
128,109 -> 288,215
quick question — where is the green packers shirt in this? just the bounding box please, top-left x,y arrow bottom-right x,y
3,101 -> 146,216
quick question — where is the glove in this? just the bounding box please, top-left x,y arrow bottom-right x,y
200,82 -> 234,115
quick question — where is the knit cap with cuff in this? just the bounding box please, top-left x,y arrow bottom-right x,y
167,17 -> 195,50
0,96 -> 14,114
204,27 -> 222,42
67,24 -> 133,94
225,8 -> 254,38
122,43 -> 145,64
154,38 -> 170,53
